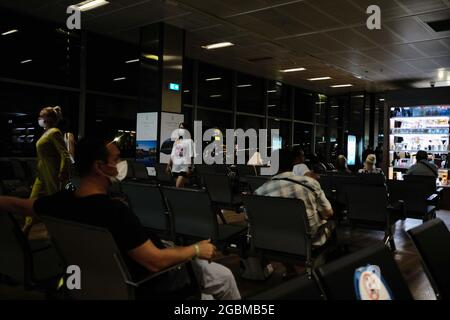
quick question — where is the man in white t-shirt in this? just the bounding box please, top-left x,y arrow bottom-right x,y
292,148 -> 319,179
167,123 -> 195,188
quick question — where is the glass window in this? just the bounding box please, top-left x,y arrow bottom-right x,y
0,9 -> 80,88
329,98 -> 341,127
268,119 -> 291,150
198,63 -> 232,110
315,94 -> 328,125
87,33 -> 140,97
0,82 -> 79,157
315,125 -> 327,157
196,109 -> 232,134
236,73 -> 264,114
182,58 -> 193,105
268,81 -> 291,118
236,115 -> 265,131
329,126 -> 341,162
85,94 -> 138,158
181,105 -> 193,129
349,94 -> 365,133
294,90 -> 314,122
294,122 -> 313,155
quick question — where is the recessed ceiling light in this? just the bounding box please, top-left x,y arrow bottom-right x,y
379,98 -> 385,101
237,84 -> 252,88
353,95 -> 364,98
113,77 -> 126,81
267,90 -> 277,93
2,29 -> 18,36
74,0 -> 110,12
20,59 -> 32,64
315,101 -> 326,105
330,84 -> 353,88
202,42 -> 234,50
206,77 -> 221,81
268,104 -> 277,107
210,94 -> 222,98
331,105 -> 339,108
125,59 -> 139,64
280,67 -> 306,73
308,77 -> 332,81
183,90 -> 190,93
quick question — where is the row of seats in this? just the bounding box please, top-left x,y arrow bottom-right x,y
254,217 -> 450,300
0,159 -> 37,198
4,211 -> 447,299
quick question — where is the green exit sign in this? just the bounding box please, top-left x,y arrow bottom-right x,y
169,83 -> 180,91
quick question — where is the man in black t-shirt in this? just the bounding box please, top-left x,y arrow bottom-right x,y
0,138 -> 240,300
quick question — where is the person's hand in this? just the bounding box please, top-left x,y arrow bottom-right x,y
166,165 -> 171,174
195,239 -> 216,261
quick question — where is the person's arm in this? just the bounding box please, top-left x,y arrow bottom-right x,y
316,190 -> 334,220
0,196 -> 35,217
50,129 -> 71,180
67,133 -> 76,160
128,239 -> 215,273
319,206 -> 333,220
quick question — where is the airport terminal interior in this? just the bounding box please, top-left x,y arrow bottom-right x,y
0,0 -> 449,301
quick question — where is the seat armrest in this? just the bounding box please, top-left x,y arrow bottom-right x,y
387,199 -> 404,210
387,200 -> 406,220
125,262 -> 187,287
427,193 -> 438,202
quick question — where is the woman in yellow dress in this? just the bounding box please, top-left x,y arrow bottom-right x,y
24,106 -> 70,232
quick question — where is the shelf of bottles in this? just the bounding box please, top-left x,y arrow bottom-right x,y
389,106 -> 450,174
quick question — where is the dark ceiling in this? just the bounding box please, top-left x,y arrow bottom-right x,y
1,0 -> 449,93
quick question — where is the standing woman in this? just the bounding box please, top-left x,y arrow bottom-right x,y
167,122 -> 195,188
24,106 -> 71,232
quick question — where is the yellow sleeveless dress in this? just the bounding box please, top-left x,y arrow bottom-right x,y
30,127 -> 71,198
24,128 -> 70,234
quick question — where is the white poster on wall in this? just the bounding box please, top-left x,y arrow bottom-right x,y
136,112 -> 158,176
347,135 -> 356,166
160,112 -> 184,163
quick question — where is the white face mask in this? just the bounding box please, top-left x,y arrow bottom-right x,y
105,160 -> 128,183
38,119 -> 46,128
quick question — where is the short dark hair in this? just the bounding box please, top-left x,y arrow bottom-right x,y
277,149 -> 295,173
416,150 -> 428,162
75,138 -> 109,177
292,146 -> 304,158
179,122 -> 191,132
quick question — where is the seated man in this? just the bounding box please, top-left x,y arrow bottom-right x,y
292,148 -> 319,180
405,150 -> 438,178
0,138 -> 240,300
255,150 -> 334,246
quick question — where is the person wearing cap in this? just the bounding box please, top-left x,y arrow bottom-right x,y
358,154 -> 384,175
